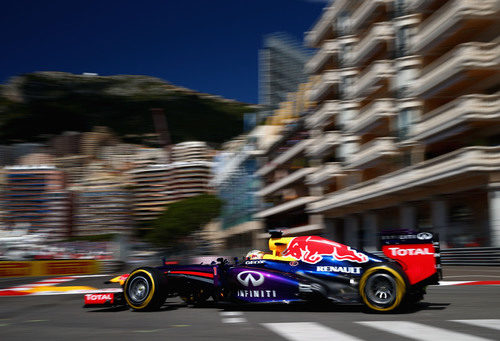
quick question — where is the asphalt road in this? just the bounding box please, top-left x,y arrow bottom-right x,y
0,268 -> 499,341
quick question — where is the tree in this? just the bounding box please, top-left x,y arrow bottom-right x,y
147,194 -> 222,247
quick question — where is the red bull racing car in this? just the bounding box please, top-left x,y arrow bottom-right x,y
84,230 -> 441,313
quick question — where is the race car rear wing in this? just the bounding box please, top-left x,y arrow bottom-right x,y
380,231 -> 442,285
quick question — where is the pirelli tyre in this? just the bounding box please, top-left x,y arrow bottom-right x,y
124,267 -> 167,311
359,265 -> 407,312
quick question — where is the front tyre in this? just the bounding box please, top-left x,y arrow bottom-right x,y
359,266 -> 406,312
124,267 -> 167,311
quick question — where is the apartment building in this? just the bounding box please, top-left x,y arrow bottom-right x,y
0,166 -> 72,240
303,0 -> 500,249
253,82 -> 326,240
128,141 -> 213,226
73,177 -> 133,237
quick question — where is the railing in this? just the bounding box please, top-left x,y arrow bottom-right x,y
440,247 -> 500,266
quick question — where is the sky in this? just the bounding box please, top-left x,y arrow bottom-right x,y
1,0 -> 329,104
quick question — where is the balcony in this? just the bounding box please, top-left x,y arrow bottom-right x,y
349,22 -> 393,66
306,131 -> 342,158
256,139 -> 310,177
305,40 -> 339,75
346,137 -> 399,169
412,0 -> 499,54
306,100 -> 340,129
351,60 -> 395,99
351,0 -> 392,32
309,146 -> 500,213
408,0 -> 441,12
254,196 -> 319,219
257,167 -> 316,197
346,99 -> 397,134
412,93 -> 500,141
412,42 -> 500,98
308,71 -> 341,103
305,0 -> 348,48
306,162 -> 344,185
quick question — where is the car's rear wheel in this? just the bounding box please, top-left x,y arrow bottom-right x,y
124,267 -> 167,311
359,266 -> 406,312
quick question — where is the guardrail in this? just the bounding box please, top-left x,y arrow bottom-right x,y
440,247 -> 500,266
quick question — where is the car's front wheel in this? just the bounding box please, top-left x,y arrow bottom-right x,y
359,266 -> 407,312
124,267 -> 167,311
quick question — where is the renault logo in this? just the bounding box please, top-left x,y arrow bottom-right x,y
237,271 -> 264,287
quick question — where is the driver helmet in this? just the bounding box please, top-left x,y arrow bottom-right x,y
245,250 -> 265,260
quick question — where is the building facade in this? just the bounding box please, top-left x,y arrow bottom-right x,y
0,166 -> 72,240
303,0 -> 500,249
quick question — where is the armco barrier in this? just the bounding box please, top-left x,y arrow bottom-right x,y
440,247 -> 500,266
0,260 -> 100,278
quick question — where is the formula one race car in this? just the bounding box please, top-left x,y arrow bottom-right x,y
84,230 -> 441,312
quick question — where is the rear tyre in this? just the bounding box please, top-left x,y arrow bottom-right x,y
359,266 -> 406,312
124,267 -> 167,311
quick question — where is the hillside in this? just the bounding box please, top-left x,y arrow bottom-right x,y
0,72 -> 257,144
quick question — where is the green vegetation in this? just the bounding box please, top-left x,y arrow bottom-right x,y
0,72 -> 256,144
66,233 -> 117,242
147,194 -> 222,247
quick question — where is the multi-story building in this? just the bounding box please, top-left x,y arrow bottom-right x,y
73,177 -> 133,236
259,32 -> 311,119
128,141 -> 213,226
171,141 -> 211,162
0,165 -> 72,240
212,132 -> 262,252
253,81 -> 323,240
303,0 -> 500,249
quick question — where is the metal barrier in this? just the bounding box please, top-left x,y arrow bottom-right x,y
440,247 -> 500,266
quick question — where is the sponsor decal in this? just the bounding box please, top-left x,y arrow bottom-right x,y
245,260 -> 265,265
316,266 -> 361,274
417,232 -> 433,240
283,236 -> 369,264
289,261 -> 299,267
237,290 -> 276,298
84,293 -> 114,304
388,247 -> 433,256
237,271 -> 264,287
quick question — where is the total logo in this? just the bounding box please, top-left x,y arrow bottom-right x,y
388,247 -> 433,256
84,294 -> 113,304
237,271 -> 265,287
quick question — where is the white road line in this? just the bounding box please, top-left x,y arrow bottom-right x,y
357,321 -> 493,341
220,311 -> 243,316
262,322 -> 362,341
222,318 -> 247,324
220,311 -> 247,323
451,320 -> 500,331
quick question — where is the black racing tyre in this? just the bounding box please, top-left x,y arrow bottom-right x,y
359,265 -> 407,312
124,267 -> 167,311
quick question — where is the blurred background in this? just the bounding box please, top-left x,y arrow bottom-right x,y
1,0 -> 499,276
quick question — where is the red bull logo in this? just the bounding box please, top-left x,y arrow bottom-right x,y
283,236 -> 369,264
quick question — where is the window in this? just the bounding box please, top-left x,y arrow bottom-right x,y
395,26 -> 412,57
396,67 -> 417,98
337,11 -> 350,36
398,108 -> 416,139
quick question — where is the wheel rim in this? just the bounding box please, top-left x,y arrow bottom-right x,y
365,273 -> 396,306
128,276 -> 150,304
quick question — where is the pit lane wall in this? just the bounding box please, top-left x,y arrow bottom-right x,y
0,260 -> 100,277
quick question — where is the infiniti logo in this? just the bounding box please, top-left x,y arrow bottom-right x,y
417,232 -> 433,240
237,271 -> 264,287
